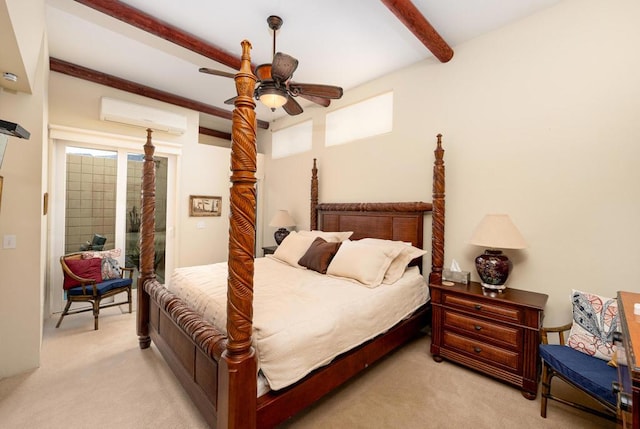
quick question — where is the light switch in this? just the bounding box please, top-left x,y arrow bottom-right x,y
196,221 -> 205,229
3,234 -> 17,249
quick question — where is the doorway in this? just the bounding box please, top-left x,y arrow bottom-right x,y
49,128 -> 177,315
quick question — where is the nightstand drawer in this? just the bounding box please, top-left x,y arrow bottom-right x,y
443,294 -> 522,324
443,331 -> 520,371
443,311 -> 521,350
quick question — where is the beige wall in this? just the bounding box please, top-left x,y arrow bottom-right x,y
263,0 -> 640,326
0,0 -> 47,378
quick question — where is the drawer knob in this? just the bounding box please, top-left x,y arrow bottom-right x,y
474,325 -> 483,331
474,347 -> 482,353
474,304 -> 482,310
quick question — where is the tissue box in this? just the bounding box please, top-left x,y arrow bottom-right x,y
443,268 -> 470,285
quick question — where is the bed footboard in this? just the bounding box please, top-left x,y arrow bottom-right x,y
143,278 -> 227,428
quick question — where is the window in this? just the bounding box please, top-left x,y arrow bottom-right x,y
272,120 -> 312,159
325,92 -> 393,147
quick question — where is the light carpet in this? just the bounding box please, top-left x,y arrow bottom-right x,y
0,304 -> 616,429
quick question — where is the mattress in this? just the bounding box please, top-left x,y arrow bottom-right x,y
167,256 -> 429,390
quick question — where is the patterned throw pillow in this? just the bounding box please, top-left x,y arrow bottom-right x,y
81,248 -> 122,260
566,289 -> 618,361
101,257 -> 122,279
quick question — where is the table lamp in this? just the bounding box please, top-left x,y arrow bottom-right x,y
469,214 -> 527,291
269,210 -> 296,245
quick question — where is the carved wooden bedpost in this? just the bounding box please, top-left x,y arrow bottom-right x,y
137,128 -> 156,348
217,40 -> 258,429
310,158 -> 319,230
430,134 -> 445,285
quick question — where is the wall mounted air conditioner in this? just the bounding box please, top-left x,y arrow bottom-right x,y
100,97 -> 187,135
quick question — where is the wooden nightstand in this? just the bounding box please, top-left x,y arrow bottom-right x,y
430,281 -> 548,399
262,246 -> 278,256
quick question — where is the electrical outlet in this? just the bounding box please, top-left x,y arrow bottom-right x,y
3,234 -> 17,249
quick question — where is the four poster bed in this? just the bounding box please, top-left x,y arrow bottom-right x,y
136,41 -> 446,429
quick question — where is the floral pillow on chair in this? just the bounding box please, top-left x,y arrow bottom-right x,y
566,289 -> 618,361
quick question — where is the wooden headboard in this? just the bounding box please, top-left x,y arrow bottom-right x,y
309,135 -> 445,282
314,202 -> 432,271
316,202 -> 432,246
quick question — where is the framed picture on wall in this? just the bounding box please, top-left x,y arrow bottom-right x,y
189,195 -> 221,217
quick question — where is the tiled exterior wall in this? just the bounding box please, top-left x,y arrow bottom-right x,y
65,153 -> 167,280
65,154 -> 117,254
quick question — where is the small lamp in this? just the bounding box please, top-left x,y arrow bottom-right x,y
269,210 -> 296,245
469,214 -> 527,291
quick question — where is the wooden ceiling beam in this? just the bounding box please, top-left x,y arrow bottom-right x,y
380,0 -> 454,63
50,57 -> 270,130
199,127 -> 231,141
73,0 -> 248,71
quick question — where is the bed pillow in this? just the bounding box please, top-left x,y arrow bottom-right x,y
297,230 -> 353,243
359,238 -> 427,284
326,240 -> 402,287
272,231 -> 317,268
63,257 -> 103,289
297,237 -> 342,274
566,289 -> 618,361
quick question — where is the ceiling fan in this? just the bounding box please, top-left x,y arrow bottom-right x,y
199,15 -> 343,116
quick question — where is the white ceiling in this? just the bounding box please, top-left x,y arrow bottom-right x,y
41,0 -> 562,132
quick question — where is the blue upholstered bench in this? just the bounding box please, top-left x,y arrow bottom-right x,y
539,324 -> 618,421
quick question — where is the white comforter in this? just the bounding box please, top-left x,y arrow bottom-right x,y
167,256 -> 428,390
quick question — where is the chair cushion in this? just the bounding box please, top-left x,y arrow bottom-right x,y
63,258 -> 103,289
67,278 -> 132,296
540,343 -> 617,406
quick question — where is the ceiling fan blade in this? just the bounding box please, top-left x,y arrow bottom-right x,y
297,93 -> 331,107
282,96 -> 303,116
271,52 -> 299,83
224,96 -> 237,105
288,82 -> 343,100
199,67 -> 235,79
255,64 -> 272,82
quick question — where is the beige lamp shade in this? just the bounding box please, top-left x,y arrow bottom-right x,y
269,210 -> 296,228
469,214 -> 527,249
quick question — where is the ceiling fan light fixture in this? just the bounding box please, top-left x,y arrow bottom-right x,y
257,86 -> 288,111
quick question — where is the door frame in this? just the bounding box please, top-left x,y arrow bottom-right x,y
47,125 -> 181,316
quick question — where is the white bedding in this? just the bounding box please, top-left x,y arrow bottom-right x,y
167,255 -> 429,390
